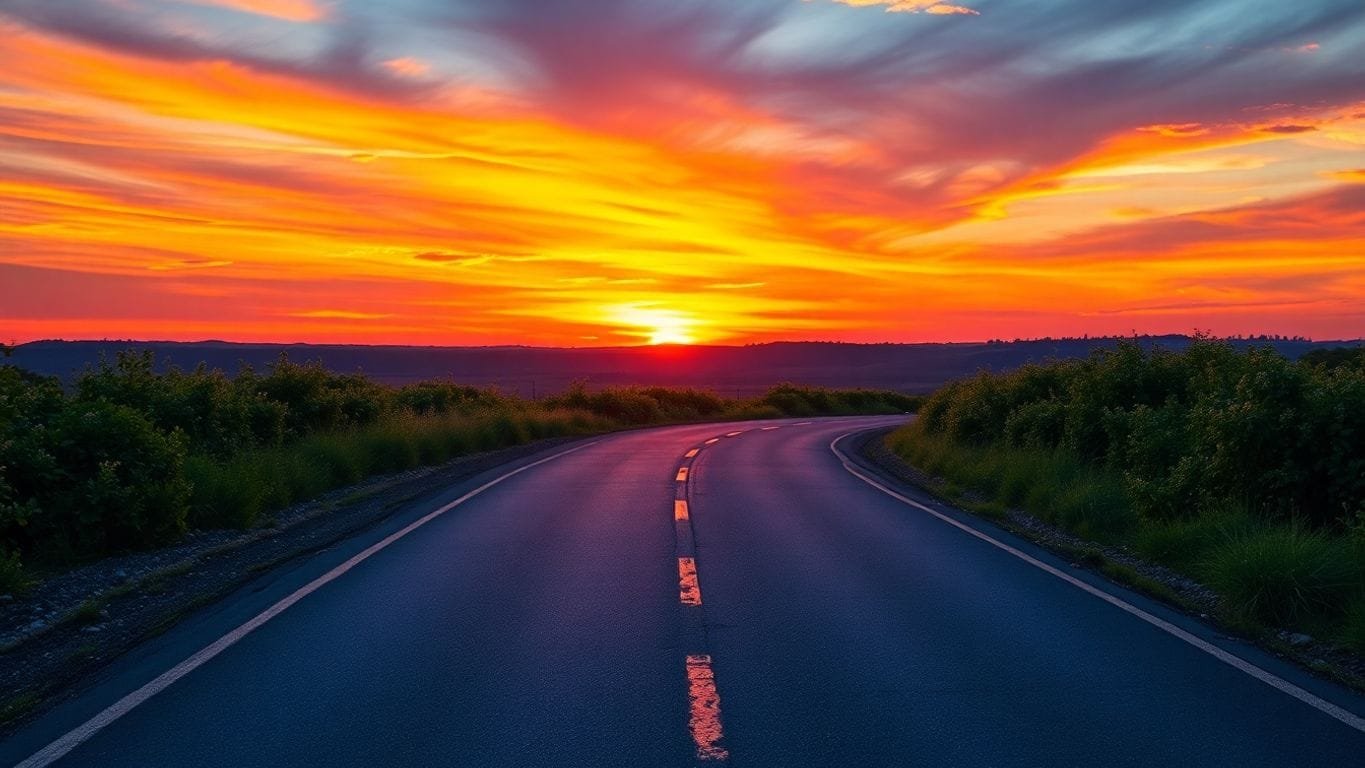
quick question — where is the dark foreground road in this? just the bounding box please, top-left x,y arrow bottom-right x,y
3,416 -> 1364,767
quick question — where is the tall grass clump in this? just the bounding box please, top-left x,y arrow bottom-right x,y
1204,527 -> 1355,630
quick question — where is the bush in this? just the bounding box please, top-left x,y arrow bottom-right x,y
14,401 -> 191,559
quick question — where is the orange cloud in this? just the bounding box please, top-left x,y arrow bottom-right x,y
381,57 -> 430,78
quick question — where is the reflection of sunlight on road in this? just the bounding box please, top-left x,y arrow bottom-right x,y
686,654 -> 729,761
678,557 -> 702,605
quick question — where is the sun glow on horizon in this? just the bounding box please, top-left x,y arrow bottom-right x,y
610,304 -> 702,346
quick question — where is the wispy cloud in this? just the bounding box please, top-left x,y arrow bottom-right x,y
816,0 -> 979,15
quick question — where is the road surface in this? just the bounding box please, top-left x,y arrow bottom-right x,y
3,416 -> 1364,767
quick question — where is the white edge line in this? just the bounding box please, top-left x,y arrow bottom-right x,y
15,440 -> 601,768
829,433 -> 1365,735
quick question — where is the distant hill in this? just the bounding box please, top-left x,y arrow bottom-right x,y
7,337 -> 1362,397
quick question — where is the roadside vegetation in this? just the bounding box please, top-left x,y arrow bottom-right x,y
888,339 -> 1365,652
0,352 -> 920,589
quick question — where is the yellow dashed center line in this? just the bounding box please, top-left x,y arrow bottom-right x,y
685,655 -> 729,761
760,426 -> 780,431
676,467 -> 689,482
678,557 -> 702,605
704,438 -> 720,445
685,448 -> 700,458
674,500 -> 689,521
725,431 -> 743,438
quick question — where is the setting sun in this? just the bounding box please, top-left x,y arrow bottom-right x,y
610,304 -> 700,345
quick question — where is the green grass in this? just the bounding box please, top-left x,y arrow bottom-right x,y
1204,526 -> 1356,630
184,408 -> 612,530
1131,511 -> 1257,573
67,598 -> 104,626
888,426 -> 1137,541
1099,561 -> 1180,604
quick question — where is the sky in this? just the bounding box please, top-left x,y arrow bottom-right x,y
2,0 -> 1364,346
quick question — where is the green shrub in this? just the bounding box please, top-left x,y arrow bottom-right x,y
34,401 -> 190,557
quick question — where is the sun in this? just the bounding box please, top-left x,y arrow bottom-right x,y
610,303 -> 700,345
648,325 -> 695,345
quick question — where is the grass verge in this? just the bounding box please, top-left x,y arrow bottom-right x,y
887,421 -> 1365,657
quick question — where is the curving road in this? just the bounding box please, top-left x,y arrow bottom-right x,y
3,416 -> 1365,767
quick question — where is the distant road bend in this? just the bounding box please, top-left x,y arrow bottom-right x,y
4,416 -> 1364,767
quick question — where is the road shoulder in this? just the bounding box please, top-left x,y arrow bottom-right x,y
846,425 -> 1365,700
0,435 -> 583,736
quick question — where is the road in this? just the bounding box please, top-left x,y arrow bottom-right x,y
3,416 -> 1364,766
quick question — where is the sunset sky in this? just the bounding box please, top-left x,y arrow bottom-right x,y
2,0 -> 1364,346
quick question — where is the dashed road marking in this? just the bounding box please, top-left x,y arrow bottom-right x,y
685,448 -> 700,458
704,438 -> 720,445
760,426 -> 781,431
676,467 -> 689,482
829,433 -> 1365,736
725,431 -> 743,438
685,655 -> 729,761
12,440 -> 602,768
678,557 -> 702,605
675,500 -> 689,521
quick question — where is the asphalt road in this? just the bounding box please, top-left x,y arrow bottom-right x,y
4,416 -> 1365,767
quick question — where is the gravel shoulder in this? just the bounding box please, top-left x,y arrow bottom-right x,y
853,426 -> 1365,694
0,435 -> 581,734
